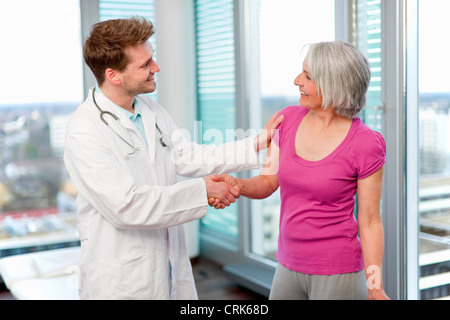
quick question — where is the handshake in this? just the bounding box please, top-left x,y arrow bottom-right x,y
203,174 -> 241,210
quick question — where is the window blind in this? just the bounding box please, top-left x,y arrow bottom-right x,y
195,0 -> 238,238
99,0 -> 155,21
195,0 -> 236,142
357,0 -> 382,132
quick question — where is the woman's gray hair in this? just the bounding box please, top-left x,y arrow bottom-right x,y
304,41 -> 371,119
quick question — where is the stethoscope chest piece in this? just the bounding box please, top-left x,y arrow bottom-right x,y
156,123 -> 171,148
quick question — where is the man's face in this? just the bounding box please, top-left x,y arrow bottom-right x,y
120,41 -> 160,96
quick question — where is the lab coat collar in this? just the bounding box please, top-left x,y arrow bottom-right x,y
136,95 -> 156,163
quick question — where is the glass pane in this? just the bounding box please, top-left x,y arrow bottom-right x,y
195,0 -> 238,239
248,0 -> 335,260
0,0 -> 83,256
418,0 -> 450,300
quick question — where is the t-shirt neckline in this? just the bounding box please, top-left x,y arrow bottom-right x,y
291,109 -> 359,167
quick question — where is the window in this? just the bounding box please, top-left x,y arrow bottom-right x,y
0,0 -> 83,256
193,0 -> 444,300
247,0 -> 336,262
0,0 -> 157,258
195,0 -> 338,295
416,0 -> 450,300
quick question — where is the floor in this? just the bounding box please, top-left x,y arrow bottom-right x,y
0,257 -> 266,300
0,284 -> 14,300
192,258 -> 266,300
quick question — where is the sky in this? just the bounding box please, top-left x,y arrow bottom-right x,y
0,0 -> 83,105
418,0 -> 450,93
258,0 -> 335,97
258,0 -> 450,96
0,0 -> 449,105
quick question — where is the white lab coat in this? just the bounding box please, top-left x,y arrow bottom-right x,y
63,88 -> 259,300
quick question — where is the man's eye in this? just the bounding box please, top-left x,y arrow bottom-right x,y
143,60 -> 152,68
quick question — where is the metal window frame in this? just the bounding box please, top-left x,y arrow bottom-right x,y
405,0 -> 419,300
381,0 -> 405,300
80,0 -> 99,97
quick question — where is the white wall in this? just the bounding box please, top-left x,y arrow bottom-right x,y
154,0 -> 200,258
154,0 -> 197,133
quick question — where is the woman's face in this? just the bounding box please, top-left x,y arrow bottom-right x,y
294,63 -> 323,110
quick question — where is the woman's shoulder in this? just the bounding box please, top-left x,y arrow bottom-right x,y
278,105 -> 308,117
348,119 -> 386,179
353,118 -> 386,146
277,106 -> 308,128
350,118 -> 386,163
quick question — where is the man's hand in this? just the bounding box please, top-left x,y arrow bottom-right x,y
254,111 -> 284,152
206,174 -> 241,209
204,175 -> 240,210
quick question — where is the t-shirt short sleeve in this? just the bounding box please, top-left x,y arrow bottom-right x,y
351,125 -> 386,180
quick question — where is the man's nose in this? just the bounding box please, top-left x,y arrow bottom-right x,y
151,61 -> 160,73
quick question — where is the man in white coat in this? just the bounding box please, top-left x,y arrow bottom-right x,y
64,17 -> 283,299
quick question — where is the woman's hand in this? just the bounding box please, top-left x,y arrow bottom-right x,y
207,174 -> 240,209
254,111 -> 284,152
368,288 -> 390,300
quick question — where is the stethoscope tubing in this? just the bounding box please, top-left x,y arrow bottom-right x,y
92,88 -> 171,155
93,89 -> 139,156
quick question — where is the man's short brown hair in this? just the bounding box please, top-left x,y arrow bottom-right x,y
83,16 -> 155,85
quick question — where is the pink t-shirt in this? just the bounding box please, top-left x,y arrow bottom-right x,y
274,106 -> 386,275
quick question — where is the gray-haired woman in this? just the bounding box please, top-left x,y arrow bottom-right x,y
211,41 -> 389,300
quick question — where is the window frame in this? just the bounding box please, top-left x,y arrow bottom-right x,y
379,0 -> 407,300
80,0 -> 99,96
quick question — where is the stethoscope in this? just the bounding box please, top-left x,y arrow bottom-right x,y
92,88 -> 171,157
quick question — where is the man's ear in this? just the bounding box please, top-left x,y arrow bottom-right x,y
105,68 -> 121,84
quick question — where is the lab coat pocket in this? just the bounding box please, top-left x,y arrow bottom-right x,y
91,255 -> 154,300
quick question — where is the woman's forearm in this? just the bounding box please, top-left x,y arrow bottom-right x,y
359,218 -> 388,299
237,174 -> 279,199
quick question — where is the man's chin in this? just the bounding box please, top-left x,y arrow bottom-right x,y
136,86 -> 156,95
